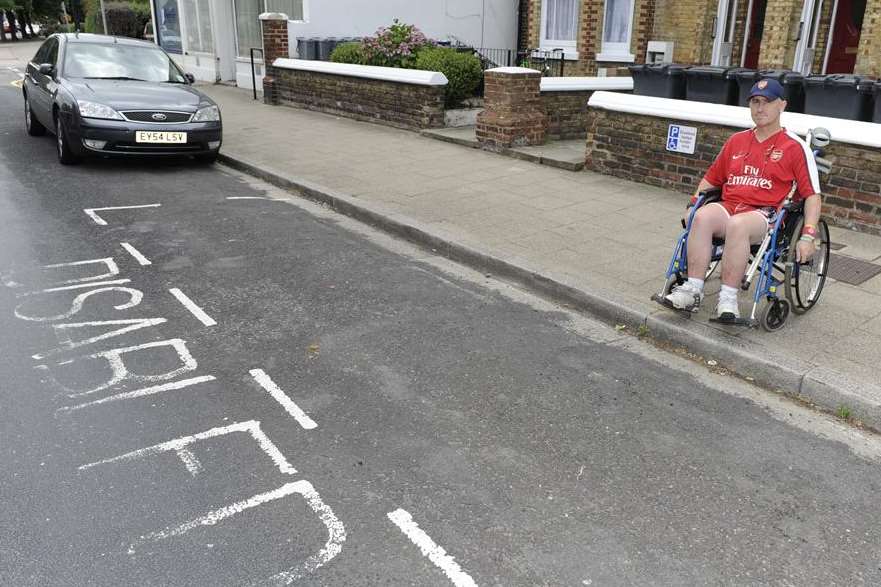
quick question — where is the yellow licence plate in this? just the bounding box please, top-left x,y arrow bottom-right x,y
136,131 -> 187,144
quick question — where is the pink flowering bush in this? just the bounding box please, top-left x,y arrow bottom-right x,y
360,19 -> 434,68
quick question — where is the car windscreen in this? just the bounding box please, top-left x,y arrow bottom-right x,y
63,42 -> 186,83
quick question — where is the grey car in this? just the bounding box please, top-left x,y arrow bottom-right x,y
23,33 -> 222,165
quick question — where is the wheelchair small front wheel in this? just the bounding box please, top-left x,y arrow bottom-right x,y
785,219 -> 830,314
760,299 -> 790,332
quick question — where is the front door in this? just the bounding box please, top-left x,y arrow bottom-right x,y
210,0 -> 236,81
825,0 -> 865,73
742,0 -> 767,68
793,0 -> 825,74
711,0 -> 739,66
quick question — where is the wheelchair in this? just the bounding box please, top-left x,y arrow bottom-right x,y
651,128 -> 833,332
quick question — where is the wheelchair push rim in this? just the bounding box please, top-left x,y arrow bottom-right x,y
784,218 -> 830,314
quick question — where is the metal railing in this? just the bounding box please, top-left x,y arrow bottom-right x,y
250,47 -> 264,101
516,48 -> 565,77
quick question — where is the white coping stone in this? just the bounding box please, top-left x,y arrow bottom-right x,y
486,66 -> 541,75
258,12 -> 288,20
540,76 -> 633,92
272,58 -> 448,86
588,90 -> 881,149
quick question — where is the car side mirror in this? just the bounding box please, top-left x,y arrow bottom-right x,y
38,63 -> 54,75
184,73 -> 195,84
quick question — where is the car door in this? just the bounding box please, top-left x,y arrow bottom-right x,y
29,37 -> 59,126
25,39 -> 50,123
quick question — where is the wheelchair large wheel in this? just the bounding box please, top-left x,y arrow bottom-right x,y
784,218 -> 830,314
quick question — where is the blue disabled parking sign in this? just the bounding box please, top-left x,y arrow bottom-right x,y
666,124 -> 697,155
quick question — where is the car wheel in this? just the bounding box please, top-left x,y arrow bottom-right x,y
55,115 -> 79,165
25,95 -> 46,136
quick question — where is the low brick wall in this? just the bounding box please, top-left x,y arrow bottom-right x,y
541,90 -> 595,140
585,108 -> 881,234
269,68 -> 446,131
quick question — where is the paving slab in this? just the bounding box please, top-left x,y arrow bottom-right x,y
202,83 -> 881,431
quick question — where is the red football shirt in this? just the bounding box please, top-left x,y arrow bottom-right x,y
703,128 -> 821,208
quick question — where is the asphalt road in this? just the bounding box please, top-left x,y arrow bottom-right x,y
2,61 -> 881,586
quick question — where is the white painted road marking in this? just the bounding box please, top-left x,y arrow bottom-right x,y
44,257 -> 120,284
226,196 -> 273,200
15,286 -> 142,323
387,509 -> 478,587
58,374 -> 217,413
32,317 -> 168,360
84,204 -> 161,226
249,368 -> 317,430
120,242 -> 152,266
128,480 -> 346,584
169,288 -> 217,326
18,279 -> 132,297
79,420 -> 297,475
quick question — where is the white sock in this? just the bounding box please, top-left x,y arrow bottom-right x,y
720,285 -> 739,300
687,278 -> 705,291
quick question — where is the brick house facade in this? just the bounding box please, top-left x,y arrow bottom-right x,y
520,0 -> 881,77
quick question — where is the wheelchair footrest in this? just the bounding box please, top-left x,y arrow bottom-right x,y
708,315 -> 757,328
651,293 -> 699,315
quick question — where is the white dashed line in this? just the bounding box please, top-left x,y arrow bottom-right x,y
387,508 -> 478,587
83,204 -> 161,226
226,196 -> 273,200
120,242 -> 152,265
249,368 -> 317,429
169,288 -> 216,326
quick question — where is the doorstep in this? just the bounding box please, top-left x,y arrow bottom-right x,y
420,126 -> 586,172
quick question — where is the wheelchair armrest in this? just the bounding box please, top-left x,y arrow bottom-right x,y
698,187 -> 722,204
783,199 -> 805,213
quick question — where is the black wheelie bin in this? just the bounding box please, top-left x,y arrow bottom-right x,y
734,69 -> 805,113
627,63 -> 689,99
685,66 -> 750,105
803,74 -> 874,121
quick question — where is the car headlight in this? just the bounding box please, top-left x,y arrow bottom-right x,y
192,105 -> 220,122
77,100 -> 124,120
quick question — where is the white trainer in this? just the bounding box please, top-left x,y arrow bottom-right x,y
665,281 -> 703,311
716,296 -> 741,320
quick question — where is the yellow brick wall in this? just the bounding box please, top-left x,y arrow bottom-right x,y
811,0 -> 835,73
855,0 -> 881,77
650,0 -> 716,64
757,0 -> 801,68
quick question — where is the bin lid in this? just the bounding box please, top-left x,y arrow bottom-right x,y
735,69 -> 795,81
686,65 -> 733,78
629,63 -> 689,75
723,67 -> 752,79
804,73 -> 865,87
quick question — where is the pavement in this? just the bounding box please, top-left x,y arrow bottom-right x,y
199,82 -> 881,431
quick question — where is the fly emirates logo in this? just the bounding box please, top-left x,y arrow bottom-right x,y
727,164 -> 773,190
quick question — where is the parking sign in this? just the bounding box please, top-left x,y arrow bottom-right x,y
666,124 -> 697,155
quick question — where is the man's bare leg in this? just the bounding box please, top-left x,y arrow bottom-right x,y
687,204 -> 729,280
665,204 -> 729,310
717,212 -> 768,319
719,212 -> 768,287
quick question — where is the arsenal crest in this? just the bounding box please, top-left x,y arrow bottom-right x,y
770,149 -> 784,161
757,80 -> 768,89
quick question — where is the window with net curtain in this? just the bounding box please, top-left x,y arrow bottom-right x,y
181,0 -> 214,54
234,0 -> 303,58
542,0 -> 578,46
601,0 -> 635,58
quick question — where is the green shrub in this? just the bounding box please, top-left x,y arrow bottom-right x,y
415,47 -> 482,107
82,0 -> 151,37
330,42 -> 366,65
360,19 -> 433,68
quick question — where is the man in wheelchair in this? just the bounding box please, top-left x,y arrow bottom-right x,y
664,79 -> 822,321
